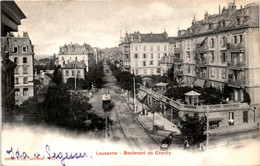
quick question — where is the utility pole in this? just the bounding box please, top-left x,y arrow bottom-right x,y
206,105 -> 209,152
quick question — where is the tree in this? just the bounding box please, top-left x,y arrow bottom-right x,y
179,113 -> 206,146
52,66 -> 62,85
148,102 -> 161,131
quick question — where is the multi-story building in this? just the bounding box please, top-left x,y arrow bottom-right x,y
119,32 -> 131,72
1,1 -> 27,120
175,2 -> 259,105
120,31 -> 169,76
60,60 -> 86,83
8,32 -> 35,105
56,43 -> 94,72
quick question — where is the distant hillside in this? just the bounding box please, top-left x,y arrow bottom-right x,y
34,54 -> 53,60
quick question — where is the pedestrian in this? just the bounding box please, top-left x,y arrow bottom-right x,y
184,140 -> 189,149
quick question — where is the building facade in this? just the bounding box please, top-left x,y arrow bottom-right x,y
8,32 -> 35,105
61,60 -> 86,83
120,31 -> 170,76
1,0 -> 26,120
175,2 -> 259,105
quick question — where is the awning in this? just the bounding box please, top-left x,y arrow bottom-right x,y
205,112 -> 223,121
185,90 -> 201,96
194,79 -> 205,88
156,82 -> 168,87
137,90 -> 147,100
195,37 -> 206,45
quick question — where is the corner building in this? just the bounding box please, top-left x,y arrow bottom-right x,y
8,32 -> 35,105
176,2 -> 259,105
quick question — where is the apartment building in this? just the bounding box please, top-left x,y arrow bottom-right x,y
175,2 -> 259,105
7,32 -> 35,105
120,31 -> 169,76
61,60 -> 86,83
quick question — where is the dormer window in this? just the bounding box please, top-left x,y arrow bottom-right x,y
13,46 -> 18,53
222,21 -> 225,27
22,46 -> 27,53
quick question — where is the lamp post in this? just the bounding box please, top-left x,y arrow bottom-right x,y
206,105 -> 209,153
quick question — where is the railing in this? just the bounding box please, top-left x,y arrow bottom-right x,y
194,45 -> 209,52
173,58 -> 183,63
228,78 -> 246,87
227,61 -> 246,68
139,85 -> 250,112
174,47 -> 182,53
195,58 -> 208,65
175,70 -> 183,76
227,42 -> 245,50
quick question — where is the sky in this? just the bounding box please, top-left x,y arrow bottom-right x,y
15,0 -> 258,57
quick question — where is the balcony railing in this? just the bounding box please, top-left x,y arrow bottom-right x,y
228,78 -> 246,87
194,45 -> 209,53
195,58 -> 208,65
195,72 -> 207,79
175,70 -> 183,76
227,61 -> 246,69
173,58 -> 183,63
174,47 -> 182,53
227,42 -> 245,50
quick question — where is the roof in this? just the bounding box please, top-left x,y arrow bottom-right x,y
168,37 -> 176,44
140,33 -> 168,43
61,60 -> 86,69
156,82 -> 168,86
185,90 -> 201,96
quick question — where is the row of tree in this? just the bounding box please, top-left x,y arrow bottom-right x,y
107,61 -> 142,96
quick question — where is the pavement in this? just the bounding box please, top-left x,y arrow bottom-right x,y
121,92 -> 181,138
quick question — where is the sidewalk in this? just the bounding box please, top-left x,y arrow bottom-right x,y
121,92 -> 180,137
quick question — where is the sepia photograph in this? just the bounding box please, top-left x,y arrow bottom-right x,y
1,0 -> 259,165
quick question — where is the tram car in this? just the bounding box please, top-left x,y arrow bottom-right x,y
102,93 -> 111,111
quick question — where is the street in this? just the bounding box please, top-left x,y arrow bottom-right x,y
88,62 -> 159,150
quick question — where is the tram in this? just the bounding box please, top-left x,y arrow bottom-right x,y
102,92 -> 111,111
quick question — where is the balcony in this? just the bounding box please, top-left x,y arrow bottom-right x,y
174,47 -> 182,53
227,42 -> 245,51
175,70 -> 183,76
228,78 -> 246,87
195,72 -> 207,79
195,58 -> 208,66
173,58 -> 183,63
227,61 -> 246,70
194,45 -> 209,53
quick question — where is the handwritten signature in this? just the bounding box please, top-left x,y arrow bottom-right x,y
6,145 -> 93,166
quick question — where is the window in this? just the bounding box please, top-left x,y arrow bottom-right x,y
211,53 -> 215,62
151,53 -> 153,59
243,111 -> 248,123
187,52 -> 190,62
150,45 -> 153,51
157,53 -> 160,59
229,112 -> 234,125
143,61 -> 146,66
77,70 -> 81,76
72,70 -> 75,76
211,38 -> 215,47
23,57 -> 27,63
75,57 -> 77,60
13,47 -> 18,53
23,77 -> 28,84
143,54 -> 146,58
23,88 -> 28,96
135,69 -> 138,75
187,65 -> 191,74
222,21 -> 225,27
15,89 -> 20,96
157,45 -> 160,51
209,121 -> 219,129
143,45 -> 146,51
62,57 -> 64,60
211,68 -> 215,77
157,68 -> 161,74
14,57 -> 18,63
22,46 -> 27,53
135,46 -> 138,51
221,52 -> 226,62
237,18 -> 240,25
15,78 -> 19,84
221,37 -> 226,47
65,70 -> 69,77
222,69 -> 226,79
134,54 -> 138,59
234,36 -> 237,44
23,67 -> 28,74
14,67 -> 19,74
150,61 -> 153,66
239,35 -> 243,43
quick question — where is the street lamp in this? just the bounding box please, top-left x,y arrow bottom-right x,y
133,70 -> 136,113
